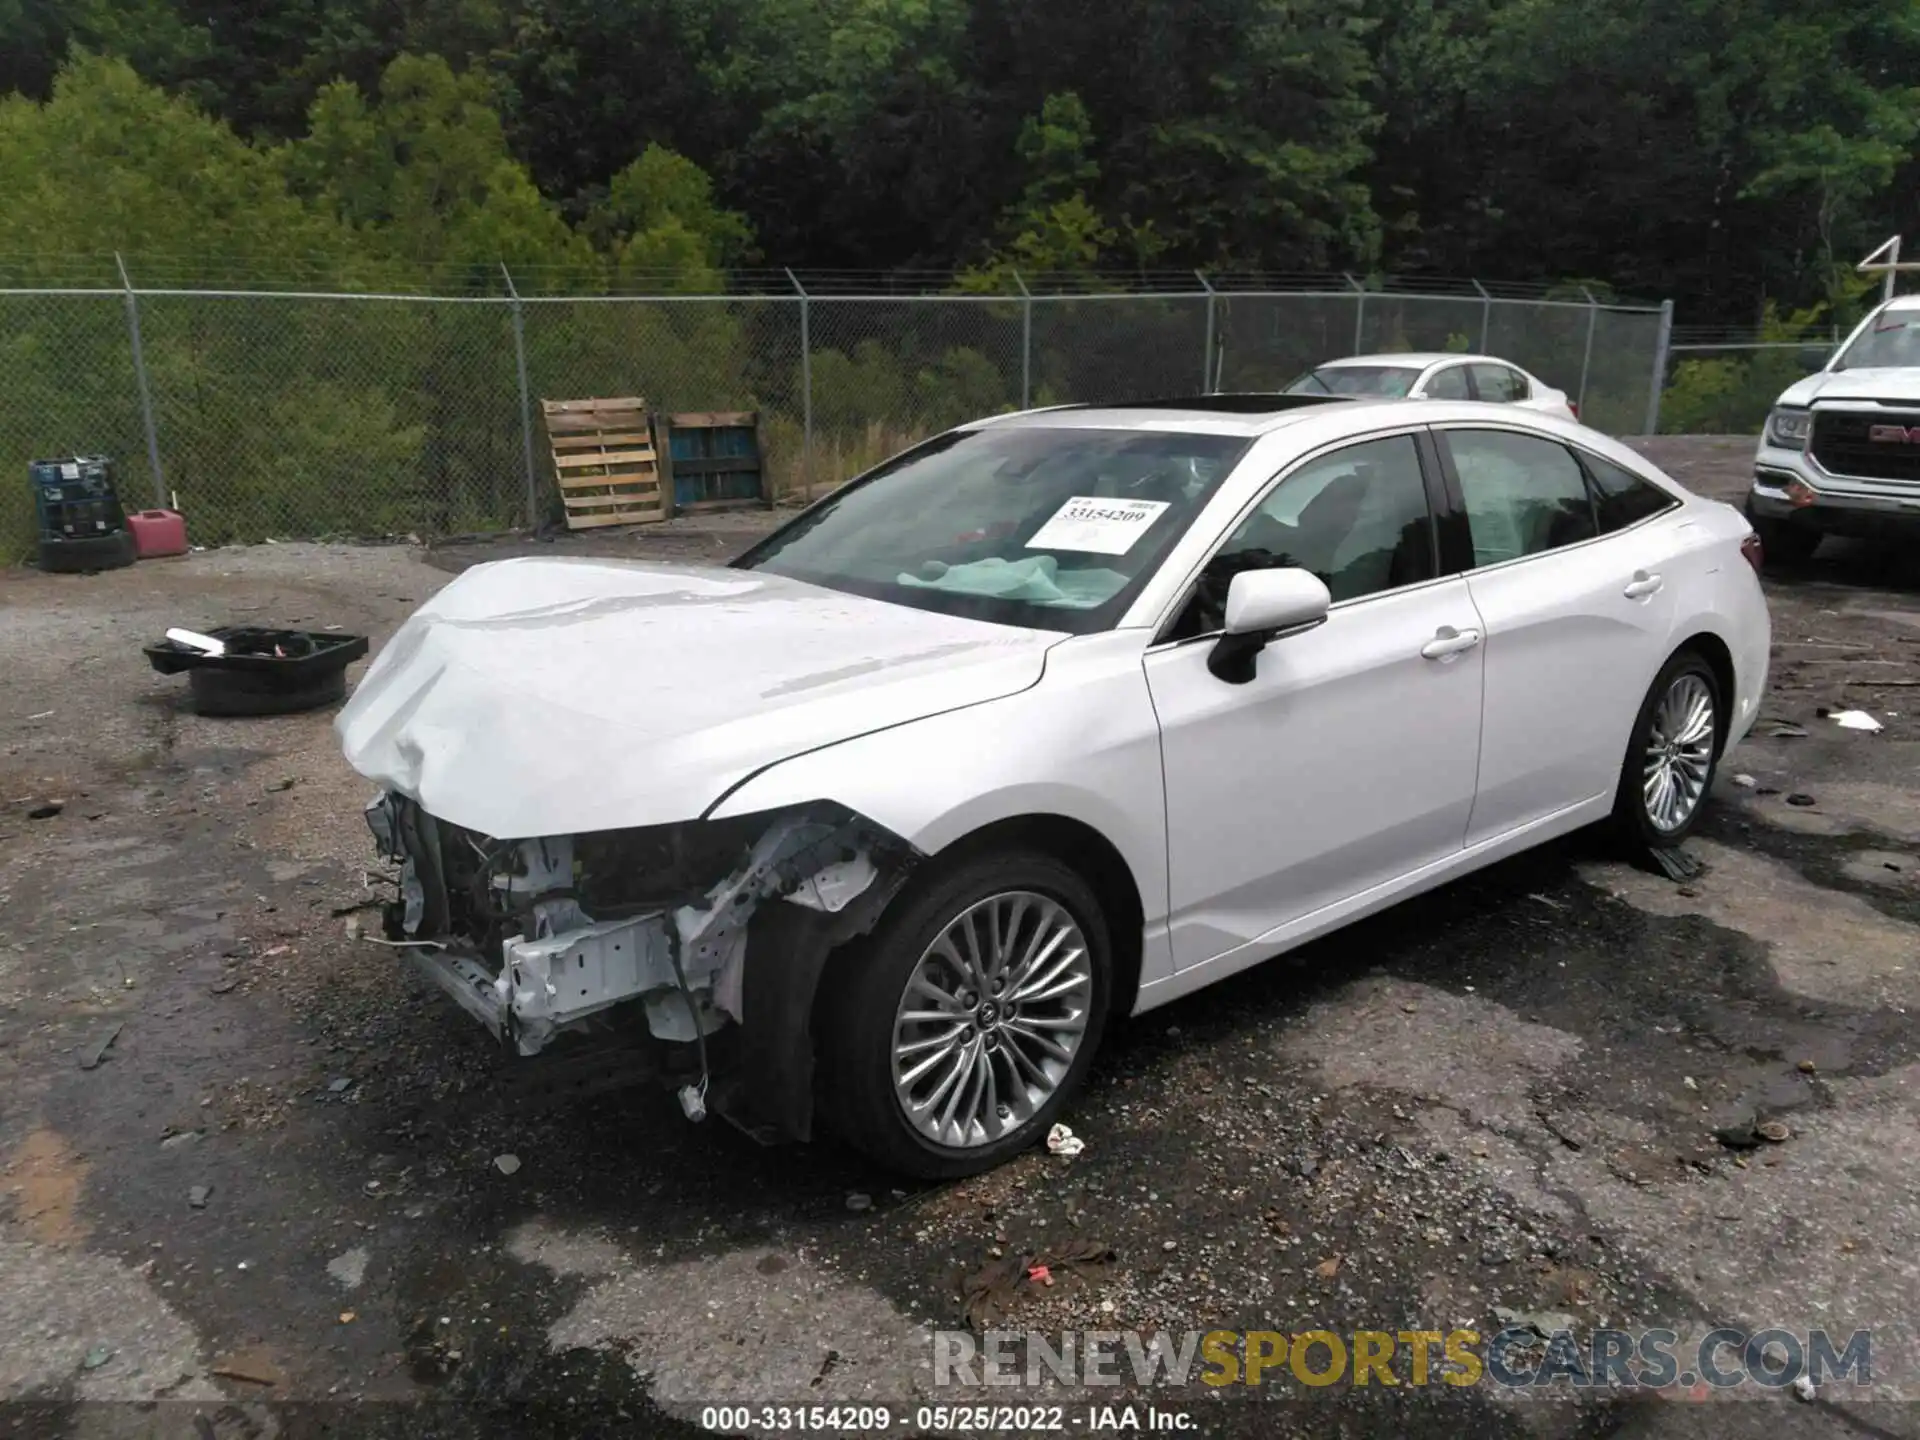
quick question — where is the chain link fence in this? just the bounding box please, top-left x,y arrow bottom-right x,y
0,276 -> 1669,559
1656,327 -> 1845,435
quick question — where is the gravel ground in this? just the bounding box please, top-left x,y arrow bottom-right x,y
3,439 -> 1919,1439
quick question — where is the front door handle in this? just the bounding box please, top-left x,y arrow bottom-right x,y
1421,625 -> 1483,660
1623,571 -> 1664,599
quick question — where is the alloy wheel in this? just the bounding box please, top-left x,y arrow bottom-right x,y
890,890 -> 1094,1149
1642,672 -> 1716,833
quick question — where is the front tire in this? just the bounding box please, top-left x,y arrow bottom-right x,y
1612,649 -> 1723,850
819,849 -> 1111,1179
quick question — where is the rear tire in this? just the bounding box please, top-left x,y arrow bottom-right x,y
818,849 -> 1111,1179
1612,649 -> 1723,851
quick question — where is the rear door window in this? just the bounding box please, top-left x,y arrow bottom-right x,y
1445,429 -> 1598,565
1425,365 -> 1471,399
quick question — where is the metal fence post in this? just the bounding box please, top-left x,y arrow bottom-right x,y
1472,279 -> 1492,351
115,253 -> 166,506
1345,273 -> 1366,354
786,268 -> 813,499
1195,271 -> 1218,392
1013,270 -> 1033,409
501,264 -> 540,528
1643,298 -> 1675,436
1577,287 -> 1599,416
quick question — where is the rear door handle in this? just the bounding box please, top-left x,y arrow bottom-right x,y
1421,625 -> 1483,660
1623,571 -> 1664,599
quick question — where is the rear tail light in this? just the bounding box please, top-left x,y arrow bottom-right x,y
1741,531 -> 1764,574
1568,400 -> 1580,420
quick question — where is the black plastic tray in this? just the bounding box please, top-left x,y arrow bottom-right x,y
144,626 -> 369,679
145,626 -> 371,716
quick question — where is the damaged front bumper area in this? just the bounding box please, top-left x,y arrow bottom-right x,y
364,793 -> 917,1141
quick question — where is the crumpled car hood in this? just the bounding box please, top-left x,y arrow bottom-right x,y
1777,367 -> 1920,406
336,556 -> 1058,838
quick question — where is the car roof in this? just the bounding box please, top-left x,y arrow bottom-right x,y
1878,293 -> 1920,313
970,391 -> 1655,456
1316,352 -> 1513,369
969,395 -> 1407,438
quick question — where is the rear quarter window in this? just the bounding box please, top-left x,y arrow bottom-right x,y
1584,454 -> 1679,532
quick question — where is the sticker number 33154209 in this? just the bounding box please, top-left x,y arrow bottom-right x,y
1024,496 -> 1173,556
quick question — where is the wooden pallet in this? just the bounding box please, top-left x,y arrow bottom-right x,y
541,396 -> 666,529
659,411 -> 769,513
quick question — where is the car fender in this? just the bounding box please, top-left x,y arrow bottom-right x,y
705,628 -> 1172,938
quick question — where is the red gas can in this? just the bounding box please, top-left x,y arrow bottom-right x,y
128,509 -> 189,559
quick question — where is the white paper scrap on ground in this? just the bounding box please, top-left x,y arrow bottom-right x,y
1831,710 -> 1883,732
1046,1123 -> 1085,1157
1025,496 -> 1172,555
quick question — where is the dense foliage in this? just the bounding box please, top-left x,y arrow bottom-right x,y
2,2 -> 1917,554
3,0 -> 1917,314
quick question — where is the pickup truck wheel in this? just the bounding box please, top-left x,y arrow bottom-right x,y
1750,514 -> 1819,567
820,850 -> 1110,1179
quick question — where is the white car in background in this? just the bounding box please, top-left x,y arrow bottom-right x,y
340,393 -> 1768,1179
1286,353 -> 1578,420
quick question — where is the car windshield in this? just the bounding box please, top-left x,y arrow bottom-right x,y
1834,310 -> 1920,370
1285,365 -> 1421,398
733,426 -> 1253,633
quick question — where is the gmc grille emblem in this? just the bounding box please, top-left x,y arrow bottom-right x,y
1868,423 -> 1920,443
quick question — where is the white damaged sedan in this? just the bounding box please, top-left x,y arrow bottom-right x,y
338,394 -> 1770,1177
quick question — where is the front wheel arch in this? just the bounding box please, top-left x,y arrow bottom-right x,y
813,843 -> 1116,1177
909,813 -> 1146,1024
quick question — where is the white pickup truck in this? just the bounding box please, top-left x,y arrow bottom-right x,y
1746,292 -> 1920,565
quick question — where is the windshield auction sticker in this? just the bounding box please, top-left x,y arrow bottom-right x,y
1025,497 -> 1172,555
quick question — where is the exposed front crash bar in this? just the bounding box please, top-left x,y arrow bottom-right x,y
368,794 -> 917,1084
404,945 -> 516,1037
395,910 -> 681,1055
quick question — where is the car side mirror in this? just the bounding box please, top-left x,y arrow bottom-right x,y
1207,568 -> 1332,684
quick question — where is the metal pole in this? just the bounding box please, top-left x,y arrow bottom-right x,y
1577,286 -> 1599,417
501,264 -> 540,528
786,268 -> 812,499
1471,279 -> 1491,351
1195,271 -> 1217,392
1345,272 -> 1365,353
1642,299 -> 1675,436
115,253 -> 166,506
1885,236 -> 1901,303
1013,269 -> 1032,409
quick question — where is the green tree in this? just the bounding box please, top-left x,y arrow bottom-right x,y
588,143 -> 755,291
1362,0 -> 1920,314
0,51 -> 356,278
282,53 -> 597,289
962,92 -> 1118,284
